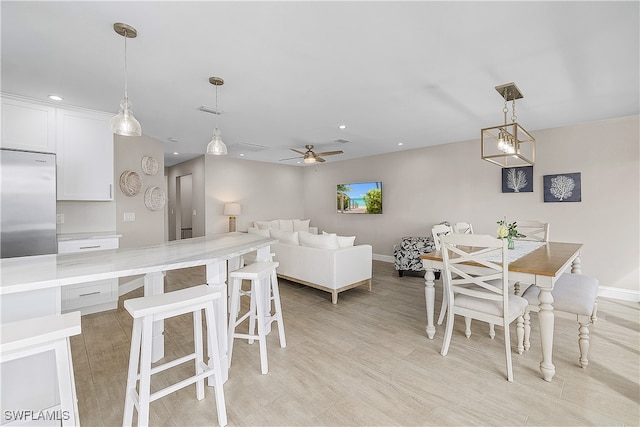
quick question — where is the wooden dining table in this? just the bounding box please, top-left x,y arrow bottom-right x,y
420,241 -> 583,382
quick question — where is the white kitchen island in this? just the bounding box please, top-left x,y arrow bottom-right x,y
0,232 -> 277,421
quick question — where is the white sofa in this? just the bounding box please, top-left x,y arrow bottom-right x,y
248,222 -> 372,304
253,219 -> 318,235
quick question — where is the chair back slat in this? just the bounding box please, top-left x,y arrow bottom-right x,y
514,220 -> 550,242
453,222 -> 474,234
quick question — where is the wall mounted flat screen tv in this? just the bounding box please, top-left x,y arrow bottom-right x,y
337,181 -> 382,214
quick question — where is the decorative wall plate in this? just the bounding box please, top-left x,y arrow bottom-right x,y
119,170 -> 142,196
141,155 -> 159,176
144,186 -> 166,211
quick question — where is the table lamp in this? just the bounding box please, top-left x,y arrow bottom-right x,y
224,203 -> 241,232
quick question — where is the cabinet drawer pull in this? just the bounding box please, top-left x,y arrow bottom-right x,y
79,291 -> 101,297
79,245 -> 101,250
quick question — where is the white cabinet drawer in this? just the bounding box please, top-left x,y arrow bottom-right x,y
58,236 -> 120,314
58,237 -> 119,253
61,279 -> 117,312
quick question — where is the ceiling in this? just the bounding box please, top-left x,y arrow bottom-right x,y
2,1 -> 638,167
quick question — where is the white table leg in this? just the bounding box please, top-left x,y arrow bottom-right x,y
537,282 -> 556,382
424,268 -> 436,339
205,259 -> 229,383
571,254 -> 582,274
144,271 -> 165,363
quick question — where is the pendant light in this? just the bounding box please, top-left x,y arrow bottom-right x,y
481,82 -> 535,167
206,76 -> 228,156
110,23 -> 142,137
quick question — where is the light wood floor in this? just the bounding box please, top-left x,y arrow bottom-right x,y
71,261 -> 640,426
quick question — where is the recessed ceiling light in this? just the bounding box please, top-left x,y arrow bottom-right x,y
173,152 -> 179,155
48,95 -> 63,101
397,142 -> 404,146
338,124 -> 347,130
239,153 -> 245,157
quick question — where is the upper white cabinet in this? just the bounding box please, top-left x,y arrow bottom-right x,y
1,96 -> 56,153
56,108 -> 114,201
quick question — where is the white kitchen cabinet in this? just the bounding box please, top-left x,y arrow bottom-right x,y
56,108 -> 114,201
58,236 -> 119,315
1,95 -> 56,153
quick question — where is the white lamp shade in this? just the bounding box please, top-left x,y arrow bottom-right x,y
223,203 -> 241,216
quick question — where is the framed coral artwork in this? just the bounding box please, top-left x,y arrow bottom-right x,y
502,166 -> 533,193
543,172 -> 582,202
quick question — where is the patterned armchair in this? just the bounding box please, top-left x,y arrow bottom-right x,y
393,236 -> 436,277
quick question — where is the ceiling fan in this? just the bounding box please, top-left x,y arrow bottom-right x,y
280,144 -> 344,163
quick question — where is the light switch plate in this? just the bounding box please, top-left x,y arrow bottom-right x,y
123,212 -> 135,222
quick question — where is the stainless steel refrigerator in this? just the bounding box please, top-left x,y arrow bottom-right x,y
1,148 -> 57,258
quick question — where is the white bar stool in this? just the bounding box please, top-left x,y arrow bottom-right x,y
122,285 -> 227,427
228,261 -> 286,374
0,311 -> 81,426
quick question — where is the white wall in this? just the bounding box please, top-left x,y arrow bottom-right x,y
204,157 -> 304,234
114,134 -> 165,248
302,116 -> 639,294
56,200 -> 115,234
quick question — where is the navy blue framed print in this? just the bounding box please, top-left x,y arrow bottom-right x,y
502,166 -> 533,193
543,172 -> 581,202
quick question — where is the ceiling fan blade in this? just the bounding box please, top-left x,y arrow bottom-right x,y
290,149 -> 306,155
315,150 -> 343,156
279,156 -> 302,161
315,156 -> 326,163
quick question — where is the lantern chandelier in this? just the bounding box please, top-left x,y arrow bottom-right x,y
481,82 -> 535,167
110,23 -> 142,137
205,76 -> 228,156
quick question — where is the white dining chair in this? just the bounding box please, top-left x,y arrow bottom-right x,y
431,223 -> 452,251
440,233 -> 528,382
514,220 -> 550,242
453,222 -> 474,234
512,221 -> 550,296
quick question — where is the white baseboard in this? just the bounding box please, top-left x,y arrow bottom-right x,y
372,253 -> 639,302
373,254 -> 394,263
119,277 -> 144,296
598,286 -> 640,302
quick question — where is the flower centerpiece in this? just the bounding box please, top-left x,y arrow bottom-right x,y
497,218 -> 526,249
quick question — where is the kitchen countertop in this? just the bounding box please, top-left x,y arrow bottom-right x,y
57,231 -> 122,241
0,232 -> 277,295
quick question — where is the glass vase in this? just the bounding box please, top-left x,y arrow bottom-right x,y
507,237 -> 515,250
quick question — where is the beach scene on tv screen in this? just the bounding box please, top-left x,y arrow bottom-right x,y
337,181 -> 382,214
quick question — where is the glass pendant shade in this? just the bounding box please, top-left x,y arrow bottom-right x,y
206,128 -> 227,155
111,23 -> 141,137
205,76 -> 228,156
110,98 -> 141,136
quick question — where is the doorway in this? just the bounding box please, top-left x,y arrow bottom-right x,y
176,174 -> 193,240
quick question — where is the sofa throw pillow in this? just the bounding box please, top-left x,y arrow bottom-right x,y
255,220 -> 279,230
254,220 -> 271,230
322,231 -> 356,248
337,235 -> 356,248
292,219 -> 311,232
269,228 -> 299,245
278,219 -> 294,232
300,232 -> 339,250
247,227 -> 270,238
